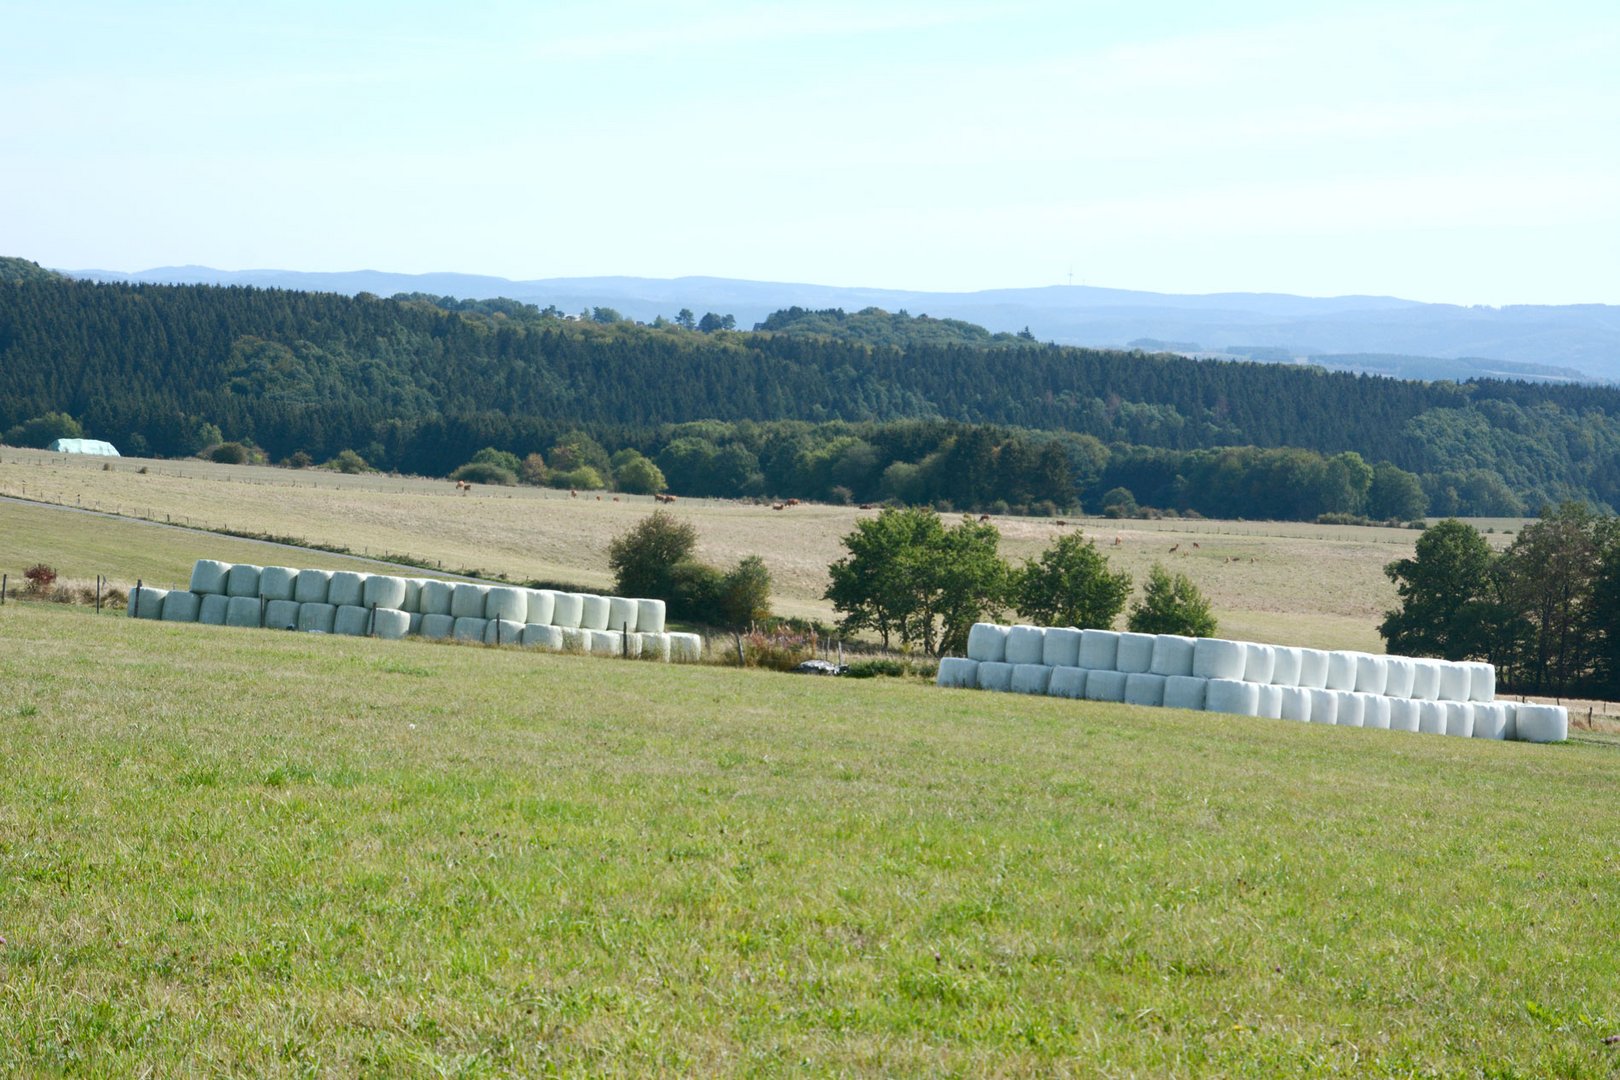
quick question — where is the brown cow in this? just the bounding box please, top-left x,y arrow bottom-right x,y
786,498 -> 801,506
772,503 -> 785,511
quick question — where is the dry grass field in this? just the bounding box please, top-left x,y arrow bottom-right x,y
0,446 -> 1519,650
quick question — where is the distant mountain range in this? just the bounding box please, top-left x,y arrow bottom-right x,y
62,264 -> 1619,383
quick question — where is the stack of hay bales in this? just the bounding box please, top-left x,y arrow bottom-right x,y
944,621 -> 1566,743
137,560 -> 700,666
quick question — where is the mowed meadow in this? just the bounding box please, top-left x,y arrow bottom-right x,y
0,447 -> 1479,650
2,476 -> 1619,1074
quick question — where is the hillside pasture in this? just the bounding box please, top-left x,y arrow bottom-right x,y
0,448 -> 1471,650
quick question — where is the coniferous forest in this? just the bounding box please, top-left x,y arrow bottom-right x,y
4,270 -> 1620,519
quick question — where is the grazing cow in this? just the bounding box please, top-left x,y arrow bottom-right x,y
570,489 -> 578,498
1169,544 -> 1180,553
1113,535 -> 1122,546
1056,519 -> 1067,526
596,494 -> 602,501
612,496 -> 620,502
978,514 -> 990,523
772,503 -> 785,511
858,503 -> 876,510
786,498 -> 801,506
1192,542 -> 1200,549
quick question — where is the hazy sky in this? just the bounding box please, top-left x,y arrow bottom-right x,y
3,1 -> 1616,304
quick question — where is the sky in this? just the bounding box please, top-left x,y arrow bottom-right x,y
2,0 -> 1617,304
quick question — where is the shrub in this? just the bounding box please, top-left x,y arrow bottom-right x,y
519,453 -> 548,486
323,449 -> 371,474
1014,532 -> 1131,629
671,560 -> 726,624
612,452 -> 667,495
738,628 -> 817,671
284,450 -> 314,469
23,563 -> 57,595
550,465 -> 606,491
1127,563 -> 1217,637
450,461 -> 518,486
719,555 -> 772,627
845,658 -> 906,678
609,511 -> 699,600
207,441 -> 251,465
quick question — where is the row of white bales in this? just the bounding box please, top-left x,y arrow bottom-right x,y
127,559 -> 705,662
937,623 -> 1569,743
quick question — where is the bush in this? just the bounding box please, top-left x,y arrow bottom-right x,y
551,465 -> 606,491
670,560 -> 726,624
208,441 -> 251,465
323,449 -> 372,474
450,461 -> 518,486
612,452 -> 667,495
1101,487 -> 1138,518
719,555 -> 772,627
283,450 -> 314,469
609,511 -> 699,600
1127,563 -> 1217,637
22,563 -> 57,595
4,412 -> 82,448
1014,532 -> 1131,629
519,453 -> 548,486
468,447 -> 522,474
738,628 -> 817,671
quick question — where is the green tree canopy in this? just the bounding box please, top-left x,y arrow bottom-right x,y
1013,532 -> 1131,629
1378,519 -> 1502,660
1127,564 -> 1217,637
608,510 -> 698,601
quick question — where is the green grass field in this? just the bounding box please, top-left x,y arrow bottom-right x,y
4,598 -> 1620,1075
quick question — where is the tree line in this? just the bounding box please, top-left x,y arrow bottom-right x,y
1380,504 -> 1620,698
4,276 -> 1619,517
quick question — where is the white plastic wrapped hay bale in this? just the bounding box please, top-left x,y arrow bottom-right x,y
1047,666 -> 1087,699
199,593 -> 230,625
419,613 -> 454,640
1363,695 -> 1392,730
1324,652 -> 1357,691
298,602 -> 336,633
1354,654 -> 1389,696
1334,692 -> 1365,728
258,566 -> 298,602
607,596 -> 639,634
1150,635 -> 1196,677
294,569 -> 331,604
526,589 -> 557,626
450,583 -> 488,619
1011,664 -> 1052,695
189,559 -> 230,594
1242,643 -> 1275,684
620,629 -> 642,658
1501,703 -> 1519,740
1269,646 -> 1302,687
640,632 -> 673,661
1164,675 -> 1207,711
580,595 -> 611,631
223,563 -> 260,598
523,623 -> 564,651
1042,627 -> 1083,668
373,609 -> 410,640
264,599 -> 300,630
1256,684 -> 1284,719
1384,657 -> 1416,699
453,616 -> 488,642
1078,629 -> 1120,671
1280,686 -> 1313,722
129,585 -> 168,620
635,598 -> 666,634
364,575 -> 408,612
1417,700 -> 1447,735
420,580 -> 454,616
551,593 -> 586,629
937,657 -> 979,689
1297,649 -> 1330,690
1205,679 -> 1260,717
1387,698 -> 1421,733
402,578 -> 426,613
1307,689 -> 1338,725
1083,669 -> 1128,703
1115,632 -> 1156,674
1192,638 -> 1246,680
1124,672 -> 1167,707
965,623 -> 1006,662
327,571 -> 367,608
484,618 -> 524,646
1471,703 -> 1510,740
334,604 -> 370,636
225,596 -> 260,628
408,612 -> 424,635
668,633 -> 704,662
481,586 -> 526,624
1437,662 -> 1471,702
560,627 -> 588,652
977,661 -> 1015,692
1004,625 -> 1047,666
1443,701 -> 1475,738
1517,704 -> 1572,742
1410,660 -> 1442,700
160,590 -> 201,623
1466,662 -> 1496,703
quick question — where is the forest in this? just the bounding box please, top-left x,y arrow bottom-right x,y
3,268 -> 1619,519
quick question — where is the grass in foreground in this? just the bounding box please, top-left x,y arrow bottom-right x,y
3,603 -> 1618,1076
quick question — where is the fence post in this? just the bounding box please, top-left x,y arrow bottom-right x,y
133,578 -> 142,617
622,622 -> 630,658
368,602 -> 377,637
1,573 -> 6,605
259,595 -> 267,628
96,575 -> 102,613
